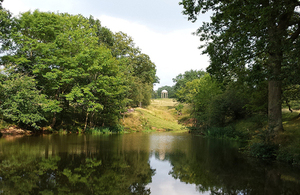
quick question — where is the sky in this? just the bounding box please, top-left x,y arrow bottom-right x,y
2,0 -> 211,90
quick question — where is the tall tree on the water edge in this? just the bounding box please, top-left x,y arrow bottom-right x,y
180,0 -> 300,137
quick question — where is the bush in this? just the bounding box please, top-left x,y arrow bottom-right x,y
85,127 -> 111,134
248,142 -> 278,159
85,124 -> 124,134
110,123 -> 124,132
277,143 -> 300,165
175,103 -> 184,114
206,126 -> 245,140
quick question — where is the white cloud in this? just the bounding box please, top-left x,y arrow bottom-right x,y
98,15 -> 209,90
3,0 -> 79,16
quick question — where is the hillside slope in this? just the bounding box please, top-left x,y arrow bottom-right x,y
122,99 -> 188,132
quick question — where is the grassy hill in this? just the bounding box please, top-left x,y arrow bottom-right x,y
122,99 -> 189,132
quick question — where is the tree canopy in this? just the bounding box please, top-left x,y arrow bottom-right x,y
172,69 -> 206,101
0,10 -> 157,131
180,0 -> 300,135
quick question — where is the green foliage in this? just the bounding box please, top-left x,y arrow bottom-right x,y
111,32 -> 157,108
86,124 -> 124,134
175,103 -> 184,114
0,10 -> 158,131
277,144 -> 300,165
180,0 -> 300,134
0,74 -> 60,129
283,85 -> 300,111
177,73 -> 222,128
248,142 -> 279,159
0,2 -> 13,51
172,69 -> 205,101
205,126 -> 246,140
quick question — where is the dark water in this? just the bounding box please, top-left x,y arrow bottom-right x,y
0,133 -> 300,195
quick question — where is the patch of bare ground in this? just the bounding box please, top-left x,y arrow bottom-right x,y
1,126 -> 32,137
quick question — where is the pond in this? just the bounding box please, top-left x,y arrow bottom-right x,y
0,132 -> 300,194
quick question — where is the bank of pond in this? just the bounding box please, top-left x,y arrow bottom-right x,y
0,132 -> 300,194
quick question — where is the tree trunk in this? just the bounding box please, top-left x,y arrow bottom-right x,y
267,56 -> 284,136
268,80 -> 283,134
267,21 -> 284,136
50,112 -> 56,128
50,92 -> 59,128
84,111 -> 89,132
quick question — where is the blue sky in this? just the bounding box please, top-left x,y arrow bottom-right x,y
2,0 -> 211,90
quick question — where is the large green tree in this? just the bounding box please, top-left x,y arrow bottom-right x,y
111,32 -> 157,107
1,10 -> 129,130
0,0 -> 12,51
0,9 -> 158,131
180,0 -> 300,135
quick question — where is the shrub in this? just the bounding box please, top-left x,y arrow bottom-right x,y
277,143 -> 300,165
206,126 -> 245,140
85,127 -> 111,134
248,142 -> 278,159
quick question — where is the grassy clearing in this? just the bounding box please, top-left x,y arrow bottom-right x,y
122,99 -> 188,132
276,109 -> 300,164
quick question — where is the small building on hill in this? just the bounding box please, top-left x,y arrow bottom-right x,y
161,90 -> 168,98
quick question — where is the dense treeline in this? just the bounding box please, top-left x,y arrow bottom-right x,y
174,0 -> 300,163
173,70 -> 265,132
179,0 -> 300,134
0,4 -> 157,132
171,70 -> 300,163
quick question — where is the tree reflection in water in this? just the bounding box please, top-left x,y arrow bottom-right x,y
0,134 -> 154,195
0,133 -> 300,195
162,137 -> 300,195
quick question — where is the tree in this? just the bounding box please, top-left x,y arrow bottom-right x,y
180,0 -> 300,135
1,9 -> 158,131
177,74 -> 221,128
1,10 -> 129,130
0,0 -> 12,51
172,69 -> 206,101
111,32 -> 157,107
173,69 -> 206,91
0,74 -> 61,129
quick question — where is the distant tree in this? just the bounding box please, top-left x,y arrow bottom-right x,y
172,69 -> 206,101
180,0 -> 300,135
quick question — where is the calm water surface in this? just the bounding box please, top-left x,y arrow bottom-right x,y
0,132 -> 300,194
